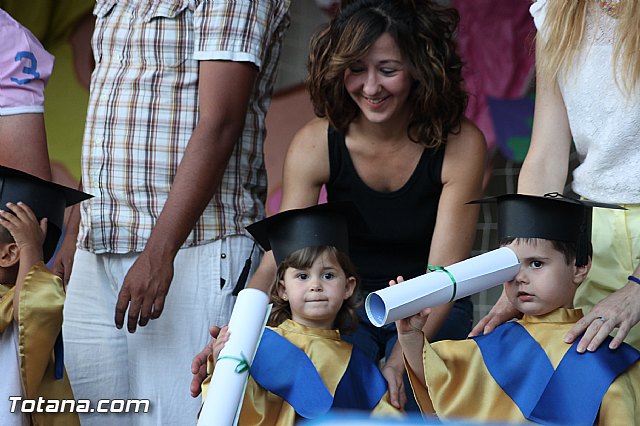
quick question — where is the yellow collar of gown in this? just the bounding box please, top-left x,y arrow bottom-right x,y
0,283 -> 15,333
522,308 -> 583,324
0,283 -> 10,298
277,319 -> 342,341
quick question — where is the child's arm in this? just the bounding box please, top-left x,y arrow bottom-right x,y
391,277 -> 431,388
0,202 -> 47,321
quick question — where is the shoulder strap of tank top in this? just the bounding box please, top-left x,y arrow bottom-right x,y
327,127 -> 348,186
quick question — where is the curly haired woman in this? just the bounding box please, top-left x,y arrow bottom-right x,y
246,0 -> 486,409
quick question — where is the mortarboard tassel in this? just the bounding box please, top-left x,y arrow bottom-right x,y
232,243 -> 256,296
576,223 -> 589,267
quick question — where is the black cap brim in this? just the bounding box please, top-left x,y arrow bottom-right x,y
246,202 -> 365,265
468,193 -> 624,266
0,165 -> 92,262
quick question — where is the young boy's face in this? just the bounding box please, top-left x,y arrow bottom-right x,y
503,239 -> 583,316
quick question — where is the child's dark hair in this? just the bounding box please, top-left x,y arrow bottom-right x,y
0,224 -> 13,244
268,245 -> 360,334
500,237 -> 593,265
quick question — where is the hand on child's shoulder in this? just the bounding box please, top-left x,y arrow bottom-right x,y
0,202 -> 47,260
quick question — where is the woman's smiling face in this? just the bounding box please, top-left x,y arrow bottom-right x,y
343,32 -> 413,127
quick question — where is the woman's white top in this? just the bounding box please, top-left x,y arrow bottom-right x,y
530,0 -> 640,203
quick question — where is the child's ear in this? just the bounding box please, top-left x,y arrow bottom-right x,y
344,276 -> 356,300
0,243 -> 20,268
277,280 -> 288,300
572,256 -> 591,286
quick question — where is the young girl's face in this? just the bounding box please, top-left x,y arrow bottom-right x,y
343,32 -> 413,128
278,250 -> 356,330
503,240 -> 584,316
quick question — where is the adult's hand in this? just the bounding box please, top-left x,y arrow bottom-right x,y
50,233 -> 77,288
468,289 -> 522,337
112,61 -> 258,334
50,202 -> 81,287
114,249 -> 174,333
190,326 -> 221,397
564,281 -> 640,352
381,351 -> 407,410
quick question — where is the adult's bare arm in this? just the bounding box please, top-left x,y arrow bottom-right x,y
518,40 -> 572,196
0,114 -> 52,180
68,12 -> 95,91
517,39 -> 640,352
189,119 -> 331,391
245,251 -> 277,293
245,118 -> 331,295
385,119 -> 486,405
472,39 -> 573,337
50,199 -> 81,287
421,119 -> 486,337
114,61 -> 258,332
279,118 -> 331,211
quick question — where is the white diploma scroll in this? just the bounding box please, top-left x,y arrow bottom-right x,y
365,247 -> 520,327
197,288 -> 270,426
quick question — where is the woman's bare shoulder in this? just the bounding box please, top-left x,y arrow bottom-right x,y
290,117 -> 330,148
284,117 -> 331,186
441,118 -> 487,184
447,118 -> 487,155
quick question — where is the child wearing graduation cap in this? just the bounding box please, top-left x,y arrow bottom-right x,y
396,193 -> 640,425
201,203 -> 401,424
0,165 -> 90,426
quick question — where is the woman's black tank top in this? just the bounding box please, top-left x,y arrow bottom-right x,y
326,127 -> 445,293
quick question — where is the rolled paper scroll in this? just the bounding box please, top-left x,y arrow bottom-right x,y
198,288 -> 270,426
365,247 -> 520,327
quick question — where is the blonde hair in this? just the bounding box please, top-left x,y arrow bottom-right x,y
536,0 -> 640,93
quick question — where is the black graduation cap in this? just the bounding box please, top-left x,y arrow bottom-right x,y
0,165 -> 92,262
469,193 -> 624,267
246,202 -> 364,265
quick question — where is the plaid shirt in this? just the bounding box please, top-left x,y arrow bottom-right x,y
79,0 -> 290,253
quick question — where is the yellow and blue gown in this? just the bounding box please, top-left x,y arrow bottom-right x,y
202,319 -> 401,425
408,308 -> 640,425
0,262 -> 79,426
